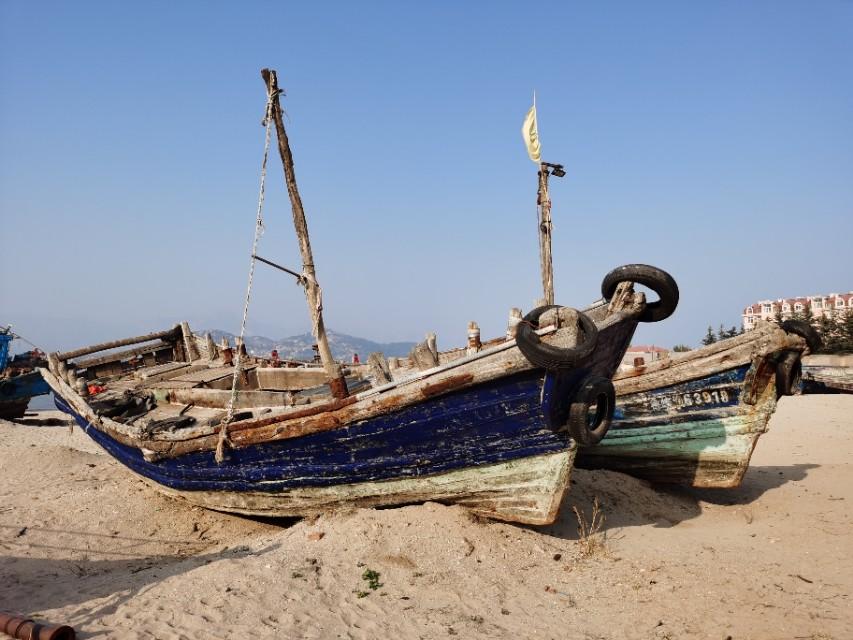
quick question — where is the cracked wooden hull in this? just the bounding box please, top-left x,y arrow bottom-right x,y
576,323 -> 807,487
42,299 -> 641,525
577,364 -> 770,487
148,449 -> 576,525
52,368 -> 579,525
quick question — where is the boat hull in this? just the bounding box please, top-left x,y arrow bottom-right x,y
577,364 -> 769,487
54,369 -> 578,524
0,371 -> 50,420
575,323 -> 805,488
801,355 -> 853,394
147,449 -> 575,524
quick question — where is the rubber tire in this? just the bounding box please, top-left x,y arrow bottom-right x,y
601,264 -> 679,323
516,305 -> 598,370
566,375 -> 615,446
775,354 -> 802,397
780,319 -> 821,353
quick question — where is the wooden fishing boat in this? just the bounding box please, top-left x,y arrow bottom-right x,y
41,279 -> 667,525
574,319 -> 815,488
37,69 -> 680,525
801,354 -> 853,394
0,328 -> 50,420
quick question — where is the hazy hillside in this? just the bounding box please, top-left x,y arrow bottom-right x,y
204,329 -> 415,362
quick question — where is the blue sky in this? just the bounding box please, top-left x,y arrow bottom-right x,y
2,1 -> 851,353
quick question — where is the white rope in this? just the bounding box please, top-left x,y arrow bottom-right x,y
217,90 -> 275,462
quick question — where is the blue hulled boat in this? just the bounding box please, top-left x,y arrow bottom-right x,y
0,328 -> 50,420
42,275 -> 675,524
576,320 -> 812,487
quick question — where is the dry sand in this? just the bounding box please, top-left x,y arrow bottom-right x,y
1,395 -> 851,639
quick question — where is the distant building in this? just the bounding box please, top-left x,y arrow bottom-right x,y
620,345 -> 669,370
742,292 -> 853,331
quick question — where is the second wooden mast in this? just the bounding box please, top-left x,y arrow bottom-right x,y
262,68 -> 348,399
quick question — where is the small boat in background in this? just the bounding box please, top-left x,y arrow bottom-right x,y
0,327 -> 50,420
575,319 -> 815,488
801,353 -> 853,394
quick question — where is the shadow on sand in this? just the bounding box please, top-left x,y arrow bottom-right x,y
0,541 -> 282,638
540,463 -> 819,540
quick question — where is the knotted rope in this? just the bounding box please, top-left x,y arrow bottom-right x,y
216,89 -> 276,463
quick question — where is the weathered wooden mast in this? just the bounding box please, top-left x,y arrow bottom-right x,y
262,68 -> 348,399
537,164 -> 554,306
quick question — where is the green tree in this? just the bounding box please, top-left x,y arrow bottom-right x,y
840,311 -> 853,353
773,308 -> 783,325
702,326 -> 716,346
672,344 -> 691,352
817,308 -> 841,353
816,311 -> 833,351
725,325 -> 739,339
717,324 -> 727,341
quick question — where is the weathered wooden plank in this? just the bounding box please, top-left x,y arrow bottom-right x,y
181,322 -> 200,362
166,388 -> 293,409
364,353 -> 389,386
56,327 -> 180,361
255,367 -> 328,391
134,362 -> 204,381
73,341 -> 172,369
613,322 -> 804,395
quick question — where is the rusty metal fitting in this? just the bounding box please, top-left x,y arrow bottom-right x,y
328,374 -> 349,399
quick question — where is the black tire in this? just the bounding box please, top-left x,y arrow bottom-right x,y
601,264 -> 679,323
780,319 -> 821,353
775,352 -> 802,397
566,375 -> 615,446
516,306 -> 598,370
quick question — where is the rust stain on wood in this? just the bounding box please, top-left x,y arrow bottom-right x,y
421,374 -> 475,398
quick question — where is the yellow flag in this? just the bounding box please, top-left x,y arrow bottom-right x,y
521,103 -> 541,163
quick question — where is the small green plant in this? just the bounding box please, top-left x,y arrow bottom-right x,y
352,567 -> 383,598
362,568 -> 383,590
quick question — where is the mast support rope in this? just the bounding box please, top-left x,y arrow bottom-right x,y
216,88 -> 276,463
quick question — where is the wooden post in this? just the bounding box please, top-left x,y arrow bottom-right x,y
181,321 -> 200,362
506,308 -> 523,340
205,333 -> 217,361
537,164 -> 554,306
467,321 -> 481,355
261,68 -> 348,398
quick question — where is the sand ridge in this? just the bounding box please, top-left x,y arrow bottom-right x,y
1,395 -> 851,639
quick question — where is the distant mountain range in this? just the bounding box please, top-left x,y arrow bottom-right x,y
204,329 -> 416,362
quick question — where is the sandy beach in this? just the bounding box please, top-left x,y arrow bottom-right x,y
1,394 -> 850,639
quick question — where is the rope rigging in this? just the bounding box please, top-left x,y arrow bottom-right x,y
216,89 -> 276,463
